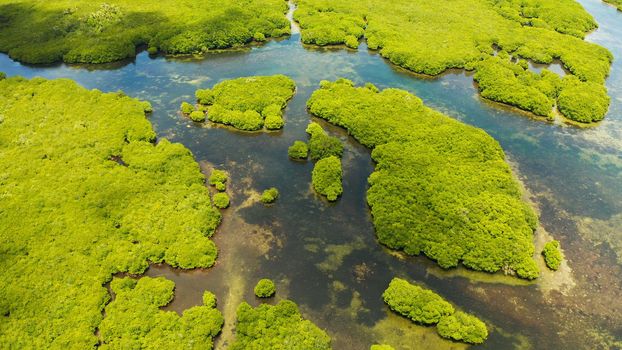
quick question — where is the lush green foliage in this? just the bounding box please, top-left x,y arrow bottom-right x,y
307,80 -> 539,278
189,110 -> 206,122
0,77 -> 221,347
288,140 -> 309,159
437,311 -> 489,345
295,0 -> 613,122
100,277 -> 223,348
230,300 -> 331,349
383,278 -> 488,345
542,240 -> 563,271
196,75 -> 296,131
0,0 -> 291,64
213,192 -> 230,209
312,156 -> 343,202
382,278 -> 454,325
603,0 -> 622,10
254,278 -> 276,297
557,76 -> 610,123
261,187 -> 280,204
209,169 -> 228,191
370,345 -> 395,350
306,122 -> 344,161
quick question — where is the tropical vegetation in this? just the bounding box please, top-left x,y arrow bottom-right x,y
307,79 -> 540,279
542,240 -> 564,270
261,187 -> 280,204
288,140 -> 309,159
383,278 -> 488,344
0,0 -> 291,64
312,156 -> 343,202
0,77 -> 222,347
231,300 -> 332,349
195,75 -> 296,131
254,278 -> 277,297
294,0 -> 613,122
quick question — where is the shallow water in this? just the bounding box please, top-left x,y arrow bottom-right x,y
1,0 -> 621,348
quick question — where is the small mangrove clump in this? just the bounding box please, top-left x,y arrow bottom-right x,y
288,140 -> 309,159
189,110 -> 206,122
261,188 -> 279,204
254,279 -> 276,298
383,278 -> 488,345
194,75 -> 296,131
306,122 -> 343,161
542,240 -> 564,270
213,192 -> 230,209
311,156 -> 343,202
371,345 -> 395,350
209,169 -> 228,191
230,300 -> 331,349
180,101 -> 195,114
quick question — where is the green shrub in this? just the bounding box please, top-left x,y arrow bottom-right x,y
0,0 -> 291,64
100,277 -> 223,348
306,122 -> 343,160
0,72 -> 6,80
180,101 -> 195,114
557,76 -> 610,123
437,311 -> 489,344
542,240 -> 563,270
383,278 -> 454,325
0,77 -> 222,347
196,89 -> 215,105
147,46 -> 158,55
254,32 -> 266,42
254,278 -> 276,297
230,300 -> 331,349
371,345 -> 395,350
209,169 -> 228,191
312,156 -> 343,201
213,192 -> 230,209
307,80 -> 539,278
202,291 -> 218,308
141,101 -> 153,113
264,114 -> 284,130
345,35 -> 359,49
189,110 -> 206,122
197,75 -> 295,131
288,140 -> 309,159
261,188 -> 279,204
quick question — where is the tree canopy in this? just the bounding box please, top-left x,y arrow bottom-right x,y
0,0 -> 291,64
195,75 -> 296,131
0,77 -> 221,347
307,79 -> 540,279
295,0 -> 613,122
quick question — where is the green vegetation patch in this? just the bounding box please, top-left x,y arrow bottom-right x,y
288,140 -> 309,159
312,156 -> 343,202
213,192 -> 231,209
383,278 -> 488,345
603,0 -> 622,10
209,169 -> 228,191
254,278 -> 276,297
100,277 -> 223,348
0,0 -> 291,64
195,75 -> 296,131
542,240 -> 564,270
261,187 -> 279,204
0,77 -> 221,347
231,300 -> 331,349
295,0 -> 613,122
306,122 -> 344,160
371,345 -> 395,350
307,79 -> 539,279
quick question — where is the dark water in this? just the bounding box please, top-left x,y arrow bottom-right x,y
1,0 -> 621,348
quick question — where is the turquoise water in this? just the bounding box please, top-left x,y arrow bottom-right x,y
1,0 -> 621,348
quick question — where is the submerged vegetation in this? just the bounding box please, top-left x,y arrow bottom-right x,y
100,277 -> 223,348
0,0 -> 290,64
231,300 -> 332,349
542,240 -> 564,270
307,79 -> 539,278
0,77 -> 221,347
383,278 -> 488,345
195,75 -> 296,131
295,0 -> 613,122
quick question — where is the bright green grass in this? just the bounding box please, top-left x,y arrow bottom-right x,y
295,0 -> 613,122
0,76 -> 221,347
0,0 -> 290,64
307,79 -> 540,279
